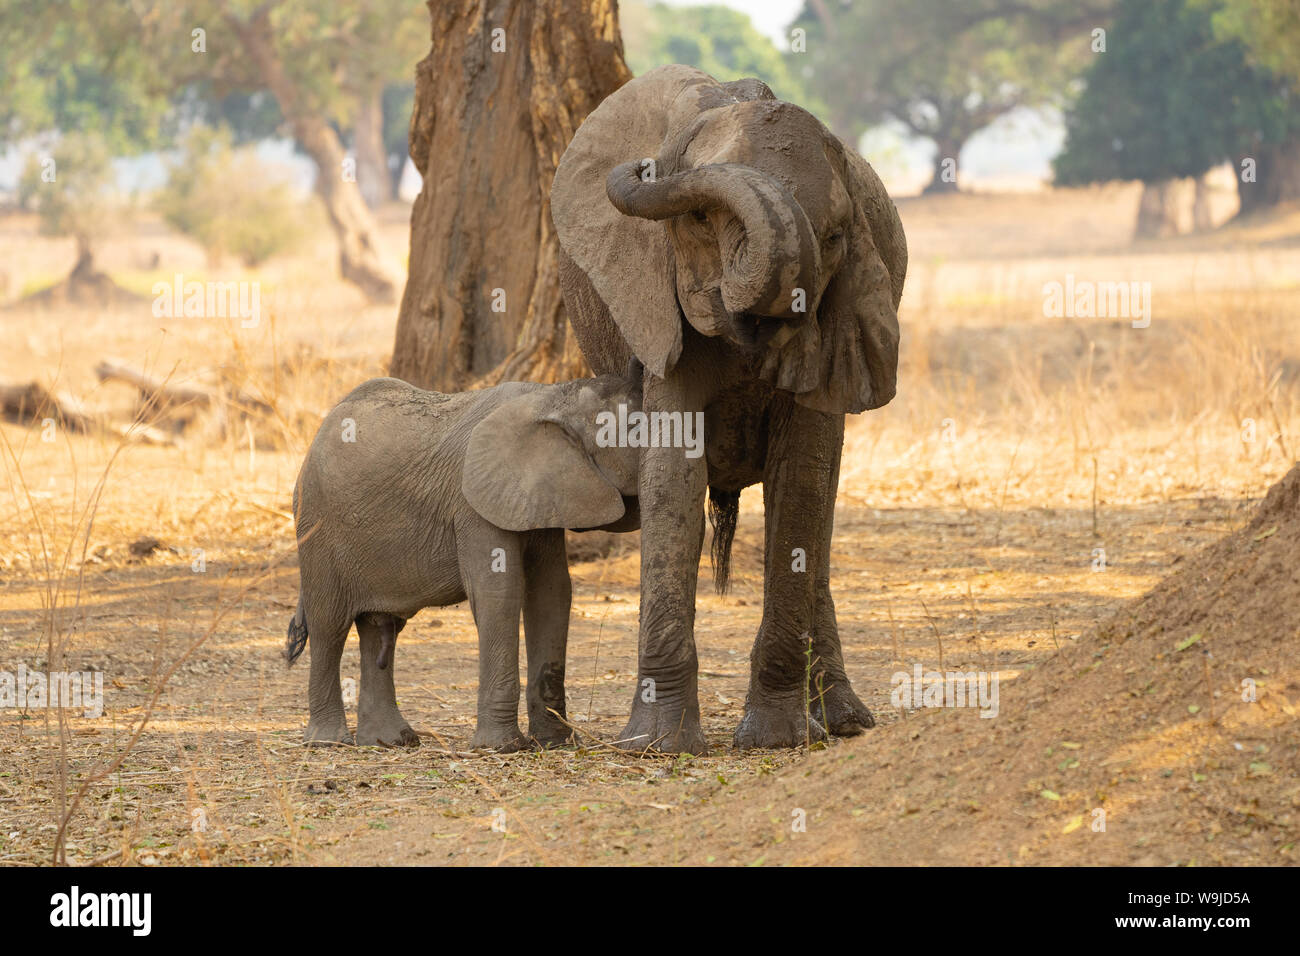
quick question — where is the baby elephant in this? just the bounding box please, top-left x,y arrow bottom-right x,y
285,373 -> 641,751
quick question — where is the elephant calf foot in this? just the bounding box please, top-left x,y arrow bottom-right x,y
304,714 -> 354,747
356,714 -> 420,748
810,679 -> 876,736
471,721 -> 532,754
616,698 -> 708,755
734,695 -> 827,750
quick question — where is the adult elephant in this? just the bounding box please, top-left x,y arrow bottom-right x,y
551,65 -> 905,752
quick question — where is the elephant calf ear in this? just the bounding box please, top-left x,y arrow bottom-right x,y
462,394 -> 627,532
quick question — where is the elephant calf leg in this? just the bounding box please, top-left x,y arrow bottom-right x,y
304,612 -> 353,747
523,531 -> 573,747
463,536 -> 530,753
356,614 -> 419,748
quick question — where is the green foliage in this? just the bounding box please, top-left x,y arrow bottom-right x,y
0,0 -> 178,152
621,1 -> 816,110
1054,0 -> 1300,185
791,0 -> 1105,144
17,132 -> 122,251
1,0 -> 427,165
155,127 -> 309,267
1204,0 -> 1300,87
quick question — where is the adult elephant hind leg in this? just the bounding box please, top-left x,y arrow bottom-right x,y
809,580 -> 875,736
618,374 -> 709,755
304,610 -> 354,746
356,614 -> 419,747
522,531 -> 573,748
807,412 -> 875,736
735,398 -> 842,750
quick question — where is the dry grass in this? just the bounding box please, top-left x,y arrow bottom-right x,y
0,186 -> 1297,866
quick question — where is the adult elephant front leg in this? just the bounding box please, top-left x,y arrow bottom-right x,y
619,371 -> 709,754
735,396 -> 844,749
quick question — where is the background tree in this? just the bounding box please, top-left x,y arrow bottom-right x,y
1,0 -> 425,302
155,126 -> 311,267
1055,0 -> 1300,233
1201,0 -> 1300,213
388,0 -> 631,391
792,0 -> 1111,192
620,1 -> 814,108
16,132 -> 127,302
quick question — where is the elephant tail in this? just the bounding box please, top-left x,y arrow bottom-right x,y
708,486 -> 740,595
284,600 -> 309,666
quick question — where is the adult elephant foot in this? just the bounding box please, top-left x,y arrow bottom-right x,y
356,715 -> 420,748
304,716 -> 353,747
471,723 -> 532,754
734,695 -> 828,750
528,720 -> 575,750
810,679 -> 876,736
616,696 -> 708,755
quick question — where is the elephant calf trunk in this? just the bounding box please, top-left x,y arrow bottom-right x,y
708,487 -> 741,595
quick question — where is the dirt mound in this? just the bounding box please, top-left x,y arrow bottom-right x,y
644,465 -> 1300,866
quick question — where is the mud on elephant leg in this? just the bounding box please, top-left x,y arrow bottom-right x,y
356,614 -> 419,747
618,375 -> 709,755
304,613 -> 354,746
735,399 -> 844,750
522,531 -> 574,748
808,581 -> 875,735
806,414 -> 875,736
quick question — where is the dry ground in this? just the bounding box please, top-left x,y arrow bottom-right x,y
0,181 -> 1297,866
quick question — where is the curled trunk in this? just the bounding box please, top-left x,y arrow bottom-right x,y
605,161 -> 820,320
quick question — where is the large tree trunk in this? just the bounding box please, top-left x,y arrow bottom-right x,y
354,84 -> 389,210
389,0 -> 631,391
227,8 -> 398,304
1135,179 -> 1181,239
923,136 -> 963,195
1236,138 -> 1300,218
1192,172 -> 1214,232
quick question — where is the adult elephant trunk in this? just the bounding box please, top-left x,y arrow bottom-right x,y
606,161 -> 820,321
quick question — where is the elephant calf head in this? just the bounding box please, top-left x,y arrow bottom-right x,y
461,374 -> 642,533
553,65 -> 906,415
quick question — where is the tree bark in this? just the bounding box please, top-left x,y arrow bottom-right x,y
354,84 -> 389,210
923,136 -> 962,194
1236,138 -> 1300,218
1135,179 -> 1181,239
389,0 -> 631,391
226,7 -> 398,304
1192,172 -> 1214,232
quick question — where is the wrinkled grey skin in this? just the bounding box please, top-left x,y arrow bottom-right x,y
286,374 -> 641,752
551,66 -> 906,752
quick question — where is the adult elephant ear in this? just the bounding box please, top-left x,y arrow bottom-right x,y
552,65 -> 725,378
768,148 -> 907,415
462,389 -> 627,532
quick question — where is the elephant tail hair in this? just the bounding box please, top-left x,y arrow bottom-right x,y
284,601 -> 309,666
708,487 -> 740,595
